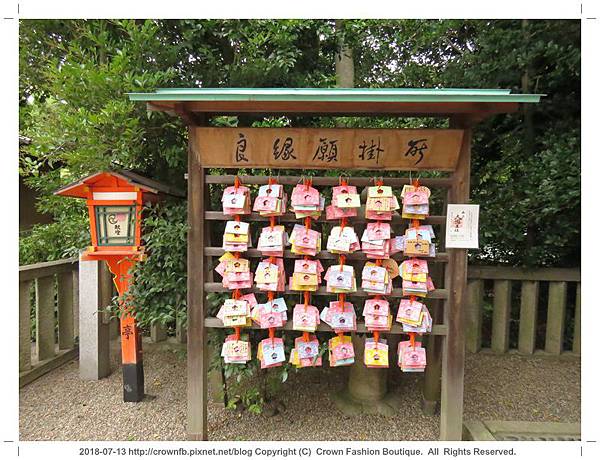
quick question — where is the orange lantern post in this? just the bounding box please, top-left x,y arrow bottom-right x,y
55,170 -> 184,402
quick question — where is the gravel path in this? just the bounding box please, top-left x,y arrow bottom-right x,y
19,341 -> 580,441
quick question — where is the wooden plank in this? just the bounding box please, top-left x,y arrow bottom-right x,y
465,279 -> 484,353
205,210 -> 446,225
193,127 -> 464,170
545,281 -> 567,355
518,281 -> 539,355
35,276 -> 56,361
573,283 -> 580,354
20,257 -> 78,282
205,317 -> 448,336
57,271 -> 75,350
468,266 -> 580,283
491,280 -> 512,353
19,280 -> 32,372
204,282 -> 448,299
187,127 -> 208,441
439,120 -> 471,441
181,100 -> 519,116
151,101 -> 516,121
205,174 -> 453,188
19,348 -> 78,388
204,247 -> 449,262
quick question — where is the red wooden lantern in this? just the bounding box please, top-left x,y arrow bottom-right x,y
55,170 -> 184,401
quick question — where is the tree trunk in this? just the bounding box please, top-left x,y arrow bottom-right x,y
334,20 -> 355,88
521,19 -> 537,261
347,334 -> 387,401
332,20 -> 392,412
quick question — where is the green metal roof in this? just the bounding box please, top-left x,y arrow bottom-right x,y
127,87 -> 542,103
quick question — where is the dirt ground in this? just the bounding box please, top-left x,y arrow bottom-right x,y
19,340 -> 580,441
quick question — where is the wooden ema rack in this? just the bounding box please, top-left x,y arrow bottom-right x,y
187,124 -> 471,441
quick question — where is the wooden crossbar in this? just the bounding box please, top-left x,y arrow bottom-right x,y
205,211 -> 446,225
205,174 -> 453,188
203,247 -> 449,262
204,283 -> 449,299
205,317 -> 448,336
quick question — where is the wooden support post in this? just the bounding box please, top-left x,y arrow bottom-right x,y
491,280 -> 512,353
573,283 -> 581,354
204,183 -> 225,407
57,271 -> 75,350
187,126 -> 208,440
19,280 -> 32,372
465,279 -> 484,353
72,270 -> 80,340
545,281 -> 567,355
518,281 -> 539,355
109,318 -> 120,340
176,314 -> 187,344
440,120 -> 470,440
36,275 -> 56,361
105,257 -> 145,402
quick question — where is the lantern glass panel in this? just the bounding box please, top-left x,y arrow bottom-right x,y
95,205 -> 136,246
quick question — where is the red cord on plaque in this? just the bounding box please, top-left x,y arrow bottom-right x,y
396,177 -> 432,372
217,175 -> 252,364
289,177 -> 323,368
323,176 -> 361,367
253,176 -> 288,369
361,177 -> 393,368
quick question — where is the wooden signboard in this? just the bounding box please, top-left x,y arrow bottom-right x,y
192,128 -> 464,171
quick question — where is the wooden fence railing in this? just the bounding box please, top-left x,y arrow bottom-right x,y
19,257 -> 80,386
19,259 -> 577,387
466,266 -> 580,356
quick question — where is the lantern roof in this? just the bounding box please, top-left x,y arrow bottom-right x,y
54,170 -> 185,199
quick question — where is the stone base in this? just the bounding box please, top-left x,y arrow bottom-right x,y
463,420 -> 581,441
332,388 -> 402,417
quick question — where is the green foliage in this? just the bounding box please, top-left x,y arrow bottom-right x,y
19,19 -> 580,376
448,20 -> 581,267
20,20 -> 187,200
19,215 -> 89,265
21,19 -> 580,271
116,201 -> 188,329
222,355 -> 291,414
